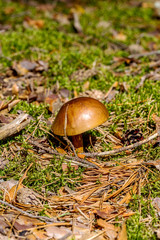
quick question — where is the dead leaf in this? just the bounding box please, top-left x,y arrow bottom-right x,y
12,83 -> 19,95
97,219 -> 117,240
5,184 -> 23,202
45,94 -> 62,113
32,229 -> 48,240
12,60 -> 37,76
56,147 -> 67,155
105,89 -> 119,103
70,68 -> 97,82
0,216 -> 10,235
24,17 -> 45,29
80,89 -> 105,100
16,187 -> 42,206
46,226 -> 72,239
117,222 -> 127,240
59,88 -> 70,99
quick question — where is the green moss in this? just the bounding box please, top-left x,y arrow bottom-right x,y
0,0 -> 160,237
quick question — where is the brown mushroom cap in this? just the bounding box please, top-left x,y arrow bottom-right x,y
51,97 -> 109,136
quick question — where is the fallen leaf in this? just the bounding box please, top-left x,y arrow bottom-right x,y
56,147 -> 67,155
45,94 -> 62,113
24,17 -> 45,29
46,226 -> 72,239
70,68 -> 97,82
97,219 -> 117,240
32,229 -> 48,240
117,222 -> 127,240
105,89 -> 119,103
0,217 -> 9,235
80,89 -> 105,100
5,184 -> 23,202
59,88 -> 70,99
16,187 -> 42,206
12,83 -> 19,95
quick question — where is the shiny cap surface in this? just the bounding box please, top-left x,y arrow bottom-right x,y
51,97 -> 109,136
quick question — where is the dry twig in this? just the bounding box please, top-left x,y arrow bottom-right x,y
0,113 -> 31,141
28,139 -> 99,169
0,199 -> 56,222
83,132 -> 158,157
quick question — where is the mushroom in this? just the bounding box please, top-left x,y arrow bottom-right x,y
51,97 -> 109,152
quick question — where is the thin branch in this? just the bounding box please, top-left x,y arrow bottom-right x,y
128,50 -> 160,59
83,132 -> 158,157
28,139 -> 99,169
0,199 -> 56,222
0,113 -> 31,141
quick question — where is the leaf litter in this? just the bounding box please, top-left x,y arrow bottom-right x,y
0,0 -> 160,239
0,59 -> 160,238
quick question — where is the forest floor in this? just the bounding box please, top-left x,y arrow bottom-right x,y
0,0 -> 160,239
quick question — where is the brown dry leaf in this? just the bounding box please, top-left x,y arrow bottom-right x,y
105,89 -> 119,103
5,184 -> 23,202
24,17 -> 45,29
59,88 -> 70,99
5,163 -> 33,202
80,89 -> 105,100
56,147 -> 67,155
97,219 -> 117,240
72,222 -> 90,239
12,60 -> 37,76
117,222 -> 127,240
16,187 -> 42,206
32,229 -> 48,240
24,233 -> 37,240
0,216 -> 10,235
12,83 -> 19,95
70,68 -> 97,82
96,205 -> 115,219
45,94 -> 62,113
0,179 -> 18,192
119,82 -> 128,92
46,226 -> 72,239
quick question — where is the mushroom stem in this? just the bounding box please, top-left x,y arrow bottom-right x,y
72,134 -> 83,153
